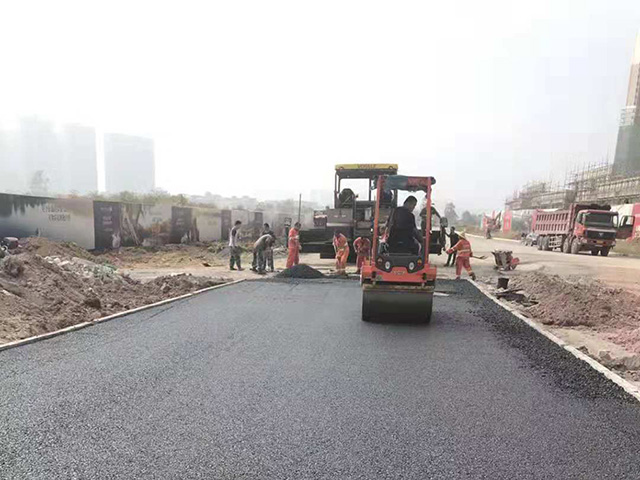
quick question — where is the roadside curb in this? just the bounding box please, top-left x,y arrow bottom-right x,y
469,279 -> 640,403
0,279 -> 245,353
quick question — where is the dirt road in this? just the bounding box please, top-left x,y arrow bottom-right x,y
463,235 -> 640,293
126,238 -> 640,293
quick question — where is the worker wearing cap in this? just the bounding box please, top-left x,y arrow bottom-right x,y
333,231 -> 350,275
447,231 -> 476,280
353,236 -> 371,274
286,222 -> 301,268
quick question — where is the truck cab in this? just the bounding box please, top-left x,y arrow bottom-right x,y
573,209 -> 618,256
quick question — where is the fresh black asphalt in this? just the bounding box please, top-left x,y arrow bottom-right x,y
2,279 -> 640,479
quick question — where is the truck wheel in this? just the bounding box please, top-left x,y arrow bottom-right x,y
562,238 -> 571,253
591,249 -> 598,256
542,237 -> 551,251
601,247 -> 610,257
570,238 -> 580,254
537,237 -> 544,250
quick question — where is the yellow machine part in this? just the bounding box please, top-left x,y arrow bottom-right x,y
335,163 -> 398,171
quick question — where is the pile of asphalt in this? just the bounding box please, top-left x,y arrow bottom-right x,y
275,264 -> 325,279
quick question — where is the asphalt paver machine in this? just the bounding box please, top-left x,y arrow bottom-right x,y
360,175 -> 438,323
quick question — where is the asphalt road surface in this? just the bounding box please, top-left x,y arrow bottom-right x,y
2,279 -> 640,479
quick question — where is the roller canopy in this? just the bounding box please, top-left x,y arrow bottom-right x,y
382,175 -> 436,192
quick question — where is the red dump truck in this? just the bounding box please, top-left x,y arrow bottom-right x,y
532,203 -> 618,256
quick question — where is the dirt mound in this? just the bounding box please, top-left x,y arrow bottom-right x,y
275,264 -> 325,279
94,241 -> 246,269
510,271 -> 640,352
0,248 -> 225,344
19,236 -> 96,260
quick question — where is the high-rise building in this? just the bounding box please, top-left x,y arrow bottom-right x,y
614,32 -> 640,176
18,117 -> 64,195
61,124 -> 98,194
0,128 -> 24,193
104,133 -> 155,193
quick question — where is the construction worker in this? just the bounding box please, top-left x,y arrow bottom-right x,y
251,233 -> 275,274
333,230 -> 349,275
353,236 -> 371,274
447,231 -> 476,280
286,222 -> 301,269
261,223 -> 276,272
444,226 -> 460,267
229,220 -> 243,271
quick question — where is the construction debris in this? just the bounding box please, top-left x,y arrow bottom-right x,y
275,264 -> 325,279
3,256 -> 25,278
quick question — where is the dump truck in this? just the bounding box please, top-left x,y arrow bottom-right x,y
299,164 -> 400,260
614,202 -> 640,241
532,203 -> 618,256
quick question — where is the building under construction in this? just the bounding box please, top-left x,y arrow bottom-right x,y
507,32 -> 640,211
506,162 -> 640,211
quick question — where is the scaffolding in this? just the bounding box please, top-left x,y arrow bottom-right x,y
506,159 -> 640,210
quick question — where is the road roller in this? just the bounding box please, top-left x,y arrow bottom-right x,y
361,175 -> 438,323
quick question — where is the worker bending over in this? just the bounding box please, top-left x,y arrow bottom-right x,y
251,233 -> 275,274
447,231 -> 476,280
261,223 -> 276,272
286,222 -> 301,268
353,236 -> 371,274
333,230 -> 349,275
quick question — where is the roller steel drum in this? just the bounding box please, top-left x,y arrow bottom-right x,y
361,283 -> 433,323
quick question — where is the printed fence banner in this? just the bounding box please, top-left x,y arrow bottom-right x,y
170,206 -> 193,243
119,203 -> 173,247
192,208 -> 222,242
0,193 -> 95,250
93,201 -> 122,250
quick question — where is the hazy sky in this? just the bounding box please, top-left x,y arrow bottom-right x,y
1,0 -> 640,212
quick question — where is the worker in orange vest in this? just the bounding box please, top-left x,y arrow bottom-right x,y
353,236 -> 371,274
286,222 -> 301,269
333,230 -> 350,275
447,231 -> 477,281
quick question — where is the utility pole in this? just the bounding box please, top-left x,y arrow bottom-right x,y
297,194 -> 302,223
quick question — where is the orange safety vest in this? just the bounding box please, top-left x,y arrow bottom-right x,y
353,237 -> 371,255
451,238 -> 472,258
333,234 -> 348,253
288,228 -> 300,249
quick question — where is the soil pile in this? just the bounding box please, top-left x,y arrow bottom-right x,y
20,236 -> 96,260
275,264 -> 325,279
510,271 -> 640,352
94,241 -> 262,269
0,242 -> 225,344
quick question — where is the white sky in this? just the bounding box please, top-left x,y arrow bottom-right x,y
1,0 -> 639,212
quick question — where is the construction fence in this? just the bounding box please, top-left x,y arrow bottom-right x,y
0,193 -> 296,251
